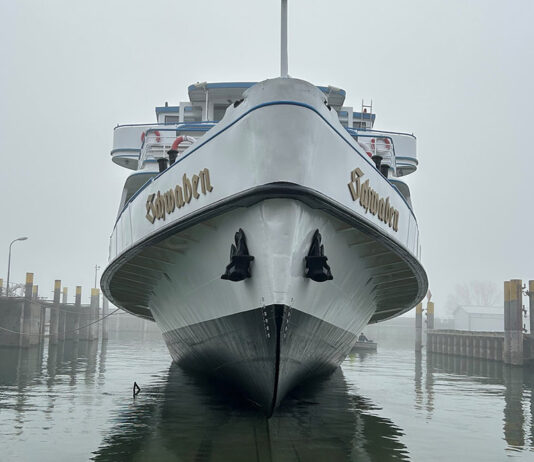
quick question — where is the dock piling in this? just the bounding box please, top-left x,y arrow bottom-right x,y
58,287 -> 67,341
415,303 -> 423,350
529,280 -> 534,335
89,289 -> 99,341
504,279 -> 523,366
102,297 -> 109,340
49,280 -> 61,344
20,273 -> 34,347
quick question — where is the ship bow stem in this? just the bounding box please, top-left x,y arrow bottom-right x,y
161,304 -> 356,415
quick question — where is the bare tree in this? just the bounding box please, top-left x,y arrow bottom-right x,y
6,282 -> 25,297
445,280 -> 501,314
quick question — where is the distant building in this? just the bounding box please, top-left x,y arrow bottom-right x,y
453,305 -> 503,332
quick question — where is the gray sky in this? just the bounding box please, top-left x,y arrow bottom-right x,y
1,0 -> 533,310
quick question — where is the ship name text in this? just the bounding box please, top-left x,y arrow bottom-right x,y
347,168 -> 399,232
145,168 -> 213,224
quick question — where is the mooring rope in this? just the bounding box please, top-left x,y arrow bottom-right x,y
0,308 -> 120,337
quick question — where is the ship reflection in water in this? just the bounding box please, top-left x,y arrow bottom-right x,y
1,335 -> 534,461
92,365 -> 408,461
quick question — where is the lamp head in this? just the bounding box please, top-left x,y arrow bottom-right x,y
18,237 -> 28,241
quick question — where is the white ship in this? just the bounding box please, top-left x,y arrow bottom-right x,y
101,1 -> 427,414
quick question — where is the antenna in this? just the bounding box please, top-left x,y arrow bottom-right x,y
281,0 -> 288,77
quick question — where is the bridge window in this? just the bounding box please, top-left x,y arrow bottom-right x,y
165,115 -> 179,124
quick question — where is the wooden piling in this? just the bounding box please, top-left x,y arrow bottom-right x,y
58,287 -> 68,341
20,273 -> 34,347
79,288 -> 90,341
89,289 -> 99,341
64,287 -> 79,341
72,286 -> 82,340
504,280 -> 523,365
415,303 -> 423,350
504,281 -> 511,363
529,281 -> 534,335
102,297 -> 109,340
427,301 -> 434,330
426,301 -> 434,352
0,278 -> 3,296
38,284 -> 46,340
49,280 -> 61,344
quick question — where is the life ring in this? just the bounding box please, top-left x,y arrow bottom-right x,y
170,135 -> 196,152
371,137 -> 392,154
141,130 -> 161,144
357,141 -> 373,158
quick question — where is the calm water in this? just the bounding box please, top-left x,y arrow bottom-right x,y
1,333 -> 533,461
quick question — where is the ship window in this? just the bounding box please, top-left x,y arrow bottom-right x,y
165,115 -> 179,124
184,105 -> 203,122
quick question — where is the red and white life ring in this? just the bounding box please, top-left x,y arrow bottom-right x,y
171,135 -> 196,150
357,141 -> 373,158
371,137 -> 392,154
141,130 -> 161,144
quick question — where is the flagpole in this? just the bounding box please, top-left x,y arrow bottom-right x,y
281,0 -> 288,77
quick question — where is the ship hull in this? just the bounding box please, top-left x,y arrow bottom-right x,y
138,198 -> 399,413
163,304 -> 356,413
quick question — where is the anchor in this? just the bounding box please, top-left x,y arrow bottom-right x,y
221,228 -> 254,282
305,229 -> 333,282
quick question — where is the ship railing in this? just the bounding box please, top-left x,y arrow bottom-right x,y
138,129 -> 196,169
356,134 -> 394,157
355,133 -> 397,174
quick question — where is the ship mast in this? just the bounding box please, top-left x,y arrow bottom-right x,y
281,0 -> 288,77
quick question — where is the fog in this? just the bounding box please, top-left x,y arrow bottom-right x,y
1,0 -> 532,309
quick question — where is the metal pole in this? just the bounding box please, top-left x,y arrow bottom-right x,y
94,265 -> 100,289
6,237 -> 28,297
281,0 -> 288,77
7,241 -> 13,297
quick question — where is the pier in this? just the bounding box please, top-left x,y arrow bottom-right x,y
0,272 -> 158,348
422,279 -> 534,366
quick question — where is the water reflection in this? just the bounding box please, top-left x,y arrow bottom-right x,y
92,365 -> 408,461
426,353 -> 534,452
1,338 -> 533,461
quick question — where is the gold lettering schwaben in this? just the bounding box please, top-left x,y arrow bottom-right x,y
145,168 -> 213,223
347,168 -> 399,232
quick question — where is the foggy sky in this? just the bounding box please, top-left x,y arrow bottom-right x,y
1,0 -> 533,311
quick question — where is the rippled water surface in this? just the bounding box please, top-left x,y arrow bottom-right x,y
1,333 -> 533,461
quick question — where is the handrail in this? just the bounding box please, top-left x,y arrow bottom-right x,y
346,127 -> 416,139
138,132 -> 197,168
356,133 -> 397,157
114,121 -> 217,130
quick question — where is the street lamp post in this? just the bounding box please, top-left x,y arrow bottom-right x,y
94,264 -> 101,289
6,236 -> 28,297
